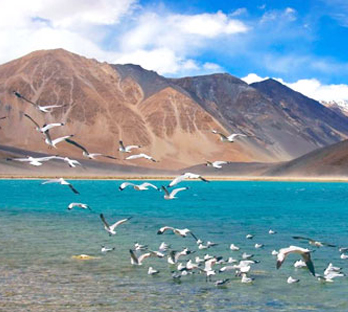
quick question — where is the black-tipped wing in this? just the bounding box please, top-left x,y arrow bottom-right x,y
161,185 -> 170,196
302,252 -> 315,276
129,249 -> 139,265
24,113 -> 40,129
100,214 -> 110,229
13,91 -> 38,107
100,155 -> 118,160
190,231 -> 199,241
65,138 -> 89,154
199,176 -> 210,183
68,184 -> 79,194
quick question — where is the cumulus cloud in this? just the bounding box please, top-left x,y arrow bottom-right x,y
242,73 -> 348,101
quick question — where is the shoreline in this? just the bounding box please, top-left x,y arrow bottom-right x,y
1,174 -> 348,182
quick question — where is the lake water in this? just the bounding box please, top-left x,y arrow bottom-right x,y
0,179 -> 347,311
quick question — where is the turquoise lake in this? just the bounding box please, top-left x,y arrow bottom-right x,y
0,179 -> 347,311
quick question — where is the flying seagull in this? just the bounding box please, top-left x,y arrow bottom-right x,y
24,113 -> 64,133
168,172 -> 209,187
119,182 -> 159,191
157,226 -> 198,241
161,185 -> 189,200
68,203 -> 91,211
41,178 -> 79,194
287,276 -> 300,284
65,138 -> 117,160
129,249 -> 161,266
101,245 -> 115,253
211,130 -> 247,142
276,245 -> 315,276
13,91 -> 67,113
99,214 -> 132,236
6,155 -> 58,166
118,140 -> 141,153
43,132 -> 73,149
206,160 -> 229,169
54,156 -> 83,168
125,153 -> 157,162
292,236 -> 336,248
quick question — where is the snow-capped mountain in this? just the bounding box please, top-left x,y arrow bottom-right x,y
320,100 -> 348,116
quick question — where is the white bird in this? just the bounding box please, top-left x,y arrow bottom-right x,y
271,250 -> 279,256
13,91 -> 67,113
168,172 -> 209,187
167,248 -> 193,264
277,246 -> 315,276
324,263 -> 342,275
340,253 -> 348,259
230,244 -> 240,251
206,160 -> 229,169
161,185 -> 189,200
65,138 -> 117,160
99,214 -> 132,236
119,182 -> 159,191
269,229 -> 277,235
157,226 -> 198,240
68,203 -> 91,210
148,267 -> 160,275
101,245 -> 115,253
242,252 -> 254,260
287,276 -> 300,284
293,259 -> 307,269
134,242 -> 148,251
240,273 -> 254,284
118,140 -> 141,153
246,234 -> 254,239
55,156 -> 83,168
6,155 -> 58,167
317,271 -> 345,283
292,236 -> 336,248
211,130 -> 247,142
125,153 -> 157,162
255,243 -> 264,249
129,249 -> 158,266
158,242 -> 170,252
24,113 -> 64,133
42,178 -> 79,194
43,132 -> 73,149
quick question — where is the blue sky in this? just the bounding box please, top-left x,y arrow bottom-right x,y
1,0 -> 348,100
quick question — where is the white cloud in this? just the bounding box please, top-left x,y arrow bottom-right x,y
242,73 -> 348,101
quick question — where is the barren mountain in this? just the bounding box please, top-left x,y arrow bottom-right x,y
0,49 -> 264,171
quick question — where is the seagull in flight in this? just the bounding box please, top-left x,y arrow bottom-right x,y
6,155 -> 58,166
54,156 -> 83,168
118,140 -> 141,153
206,161 -> 229,169
161,186 -> 189,200
41,178 -> 79,194
276,246 -> 315,276
43,132 -> 73,149
168,172 -> 209,187
68,203 -> 91,211
129,249 -> 161,266
13,91 -> 67,113
23,113 -> 64,133
101,245 -> 115,253
65,138 -> 117,160
125,153 -> 157,162
157,226 -> 198,241
292,236 -> 336,248
211,130 -> 247,142
119,182 -> 159,191
99,214 -> 132,236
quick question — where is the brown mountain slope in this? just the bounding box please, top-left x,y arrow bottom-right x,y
0,49 -> 267,170
265,139 -> 348,177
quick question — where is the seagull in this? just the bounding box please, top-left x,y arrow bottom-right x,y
6,155 -> 58,166
339,247 -> 348,253
206,161 -> 229,169
211,130 -> 247,142
287,276 -> 300,284
215,279 -> 230,287
230,244 -> 240,251
292,236 -> 336,248
340,254 -> 348,259
168,172 -> 209,187
240,273 -> 254,284
158,242 -> 170,252
68,203 -> 91,210
129,249 -> 161,266
125,153 -> 157,162
148,267 -> 160,275
276,246 -> 315,276
99,214 -> 132,236
54,156 -> 83,168
157,226 -> 198,241
293,259 -> 307,269
119,182 -> 159,191
65,138 -> 117,160
13,91 -> 67,113
43,132 -> 73,149
118,140 -> 141,153
168,248 -> 193,264
41,178 -> 79,194
242,252 -> 254,260
269,229 -> 277,235
317,270 -> 345,283
271,250 -> 279,256
24,113 -> 64,133
161,185 -> 189,200
246,234 -> 254,239
324,263 -> 342,275
134,242 -> 148,251
255,243 -> 264,249
101,245 -> 115,253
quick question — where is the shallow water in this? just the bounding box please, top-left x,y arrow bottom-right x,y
0,180 -> 347,311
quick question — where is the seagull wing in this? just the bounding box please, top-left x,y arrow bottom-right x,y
65,138 -> 89,154
168,174 -> 186,187
52,135 -> 73,146
41,179 -> 61,184
24,113 -> 40,129
161,186 -> 170,196
169,187 -> 189,198
125,145 -> 141,152
138,252 -> 153,264
100,214 -> 110,229
109,217 -> 132,231
68,183 -> 79,194
301,252 -> 315,276
140,182 -> 158,190
227,133 -> 247,140
189,231 -> 199,241
292,236 -> 313,241
0,116 -> 7,120
99,154 -> 118,160
119,182 -> 135,191
14,92 -> 38,107
41,123 -> 64,132
125,154 -> 143,160
199,176 -> 210,183
211,130 -> 228,140
213,161 -> 228,167
129,249 -> 139,265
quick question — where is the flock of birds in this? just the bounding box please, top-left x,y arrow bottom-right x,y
3,91 -> 348,288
